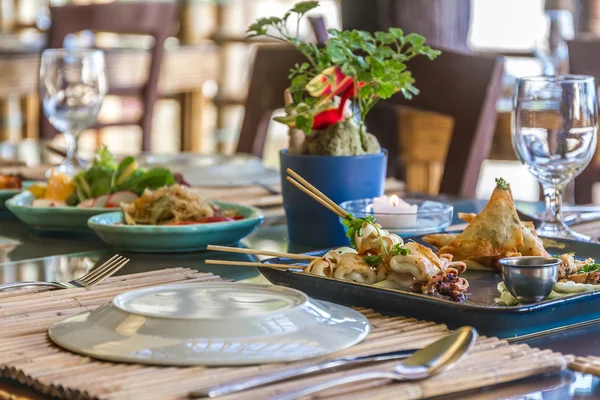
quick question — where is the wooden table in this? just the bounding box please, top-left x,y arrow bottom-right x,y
0,44 -> 220,150
0,197 -> 599,399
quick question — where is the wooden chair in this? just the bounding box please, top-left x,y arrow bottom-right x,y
40,2 -> 178,152
373,48 -> 504,197
237,45 -> 307,158
568,37 -> 600,204
238,45 -> 503,197
308,16 -> 329,44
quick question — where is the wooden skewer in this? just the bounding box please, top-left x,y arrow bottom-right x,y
285,177 -> 345,218
204,259 -> 307,270
286,168 -> 349,218
206,245 -> 318,260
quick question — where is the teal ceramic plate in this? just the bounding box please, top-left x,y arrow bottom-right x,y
88,202 -> 264,252
0,181 -> 36,210
6,191 -> 114,232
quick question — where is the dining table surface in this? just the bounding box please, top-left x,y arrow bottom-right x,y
0,196 -> 600,399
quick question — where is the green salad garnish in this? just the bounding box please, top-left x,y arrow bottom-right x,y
391,243 -> 410,256
342,214 -> 376,248
495,177 -> 509,190
67,146 -> 175,205
363,254 -> 383,266
579,263 -> 600,273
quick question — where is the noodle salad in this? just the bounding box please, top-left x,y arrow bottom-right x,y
122,185 -> 243,226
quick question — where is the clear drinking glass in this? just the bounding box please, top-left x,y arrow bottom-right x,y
512,75 -> 598,241
40,49 -> 107,175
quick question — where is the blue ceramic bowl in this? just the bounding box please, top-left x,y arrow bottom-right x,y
88,202 -> 264,253
6,191 -> 114,232
339,198 -> 453,237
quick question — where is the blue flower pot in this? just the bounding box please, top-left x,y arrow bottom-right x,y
280,149 -> 387,248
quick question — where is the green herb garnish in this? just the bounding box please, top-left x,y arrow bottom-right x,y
342,214 -> 376,247
363,254 -> 383,266
391,243 -> 411,256
247,0 -> 440,145
495,177 -> 509,190
579,263 -> 600,273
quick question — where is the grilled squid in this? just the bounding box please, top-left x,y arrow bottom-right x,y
305,256 -> 335,278
355,221 -> 403,255
332,253 -> 377,284
388,242 -> 442,281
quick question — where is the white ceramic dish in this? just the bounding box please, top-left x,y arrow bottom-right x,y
48,282 -> 370,366
138,153 -> 280,187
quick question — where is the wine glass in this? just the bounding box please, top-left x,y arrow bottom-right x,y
512,75 -> 598,241
40,49 -> 107,175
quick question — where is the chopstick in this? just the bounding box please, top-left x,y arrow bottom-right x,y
207,245 -> 318,261
285,168 -> 349,219
205,259 -> 306,270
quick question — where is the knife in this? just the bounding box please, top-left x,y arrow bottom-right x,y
189,348 -> 417,398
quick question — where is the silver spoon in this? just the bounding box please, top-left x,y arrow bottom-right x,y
269,326 -> 477,400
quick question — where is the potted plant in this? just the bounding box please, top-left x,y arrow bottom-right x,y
248,1 -> 439,247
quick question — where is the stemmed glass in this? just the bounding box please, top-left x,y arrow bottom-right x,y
40,49 -> 107,175
512,75 -> 598,241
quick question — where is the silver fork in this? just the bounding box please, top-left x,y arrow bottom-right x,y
0,254 -> 129,291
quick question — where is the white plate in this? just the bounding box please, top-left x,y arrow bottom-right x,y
48,283 -> 369,366
138,153 -> 280,187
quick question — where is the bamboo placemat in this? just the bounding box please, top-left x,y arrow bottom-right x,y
0,267 -> 573,400
569,356 -> 600,377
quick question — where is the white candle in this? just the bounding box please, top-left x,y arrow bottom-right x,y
371,195 -> 418,229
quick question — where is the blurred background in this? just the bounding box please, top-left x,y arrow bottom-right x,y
0,0 -> 598,201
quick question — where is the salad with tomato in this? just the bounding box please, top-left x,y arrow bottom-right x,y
121,184 -> 244,226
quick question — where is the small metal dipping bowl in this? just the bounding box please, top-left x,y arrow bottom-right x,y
498,257 -> 560,303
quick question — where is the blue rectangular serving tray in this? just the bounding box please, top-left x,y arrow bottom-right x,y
260,237 -> 600,339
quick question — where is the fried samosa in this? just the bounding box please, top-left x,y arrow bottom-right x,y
453,213 -> 548,258
423,179 -> 524,270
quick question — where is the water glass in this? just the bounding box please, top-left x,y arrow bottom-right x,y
40,49 -> 107,175
512,75 -> 598,241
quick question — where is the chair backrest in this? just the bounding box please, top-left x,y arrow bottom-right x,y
379,48 -> 504,197
568,37 -> 600,204
41,2 -> 178,152
237,45 -> 306,158
238,45 -> 503,197
308,16 -> 329,44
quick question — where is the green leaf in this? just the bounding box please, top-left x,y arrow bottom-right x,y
389,27 -> 404,39
327,28 -> 341,37
495,177 -> 509,190
341,63 -> 358,77
374,81 -> 396,99
364,255 -> 383,266
112,156 -> 138,188
290,1 -> 319,15
85,166 -> 114,197
295,114 -> 313,135
74,174 -> 92,200
93,145 -> 116,169
579,263 -> 600,273
405,33 -> 426,46
374,46 -> 395,59
326,41 -> 347,64
125,168 -> 175,195
391,244 -> 411,256
375,31 -> 395,45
